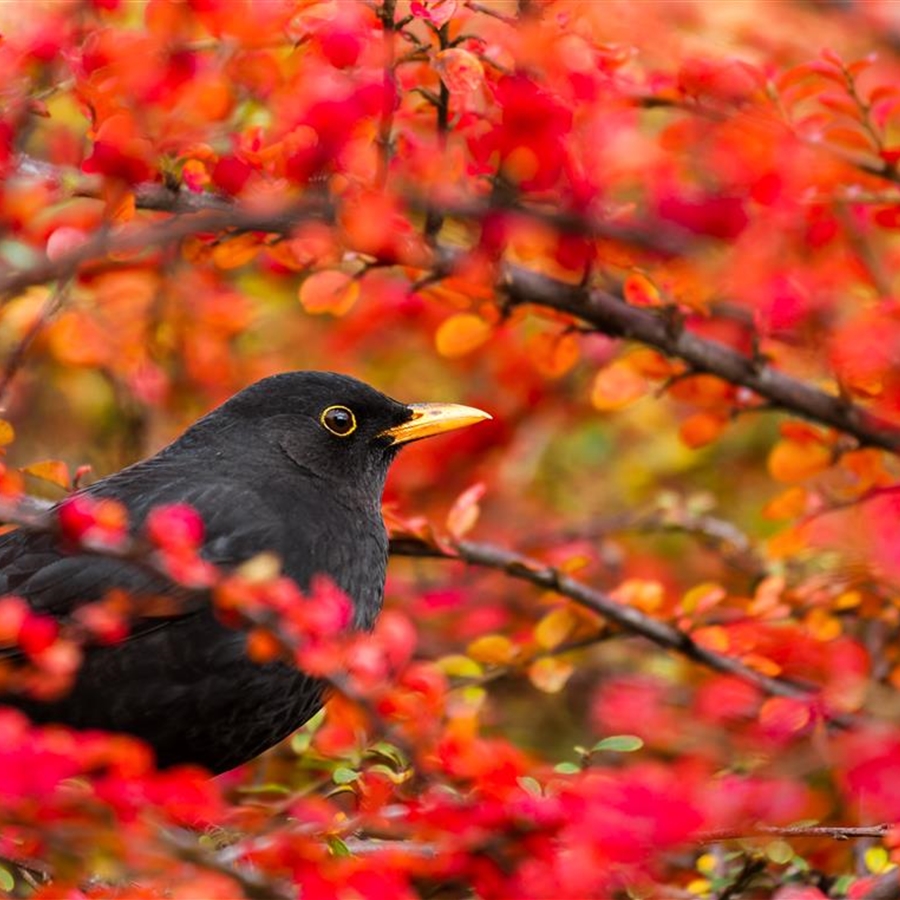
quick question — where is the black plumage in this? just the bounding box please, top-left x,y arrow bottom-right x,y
0,371 -> 489,773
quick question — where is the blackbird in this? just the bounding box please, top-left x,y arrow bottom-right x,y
0,371 -> 489,773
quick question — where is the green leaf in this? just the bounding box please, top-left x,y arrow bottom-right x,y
591,735 -> 644,753
517,775 -> 542,796
0,866 -> 14,893
328,836 -> 352,858
367,741 -> 408,769
236,782 -> 291,795
554,761 -> 581,774
332,766 -> 360,785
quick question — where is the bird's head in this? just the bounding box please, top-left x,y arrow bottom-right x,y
205,371 -> 490,500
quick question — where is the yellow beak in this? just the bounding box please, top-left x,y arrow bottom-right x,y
379,402 -> 492,445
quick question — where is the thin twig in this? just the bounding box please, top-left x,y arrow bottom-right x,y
699,823 -> 894,843
375,0 -> 398,188
0,278 -> 71,406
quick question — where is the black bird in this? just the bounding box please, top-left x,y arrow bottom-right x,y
0,371 -> 489,773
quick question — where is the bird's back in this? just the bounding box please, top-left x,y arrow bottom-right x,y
0,439 -> 387,773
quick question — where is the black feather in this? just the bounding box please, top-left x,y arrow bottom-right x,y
0,372 -> 414,773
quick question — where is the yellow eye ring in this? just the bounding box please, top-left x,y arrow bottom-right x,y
320,405 -> 357,437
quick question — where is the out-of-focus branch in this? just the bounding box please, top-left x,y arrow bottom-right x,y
376,0 -> 398,188
389,535 -> 846,716
8,158 -> 900,455
161,829 -> 294,900
867,869 -> 900,900
0,196 -> 335,303
0,278 -> 71,405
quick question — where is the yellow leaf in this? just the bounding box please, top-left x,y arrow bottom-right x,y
436,654 -> 483,678
467,634 -> 515,665
865,846 -> 892,875
238,552 -> 282,584
679,582 -> 726,616
805,607 -> 841,641
23,459 -> 70,490
590,361 -> 648,411
534,606 -> 576,650
298,270 -> 359,317
834,590 -> 862,610
528,657 -> 574,693
0,420 -> 15,446
435,313 -> 491,358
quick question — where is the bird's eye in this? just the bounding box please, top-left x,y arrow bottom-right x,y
320,405 -> 357,437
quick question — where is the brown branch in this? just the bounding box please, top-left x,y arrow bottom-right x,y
499,266 -> 900,454
389,535 -> 847,718
699,822 -> 894,843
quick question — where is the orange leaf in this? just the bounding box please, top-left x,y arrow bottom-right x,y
298,270 -> 360,316
0,420 -> 15,447
766,526 -> 807,559
768,439 -> 832,483
247,627 -> 282,663
23,459 -> 70,490
211,233 -> 261,270
435,313 -> 491,358
679,412 -> 728,449
623,272 -> 662,307
667,374 -> 733,407
467,634 -> 515,665
534,606 -> 577,650
759,696 -> 810,736
692,625 -> 730,652
446,482 -> 486,539
529,331 -> 580,378
590,361 -> 648,411
611,578 -> 664,613
763,486 -> 808,520
805,607 -> 841,641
